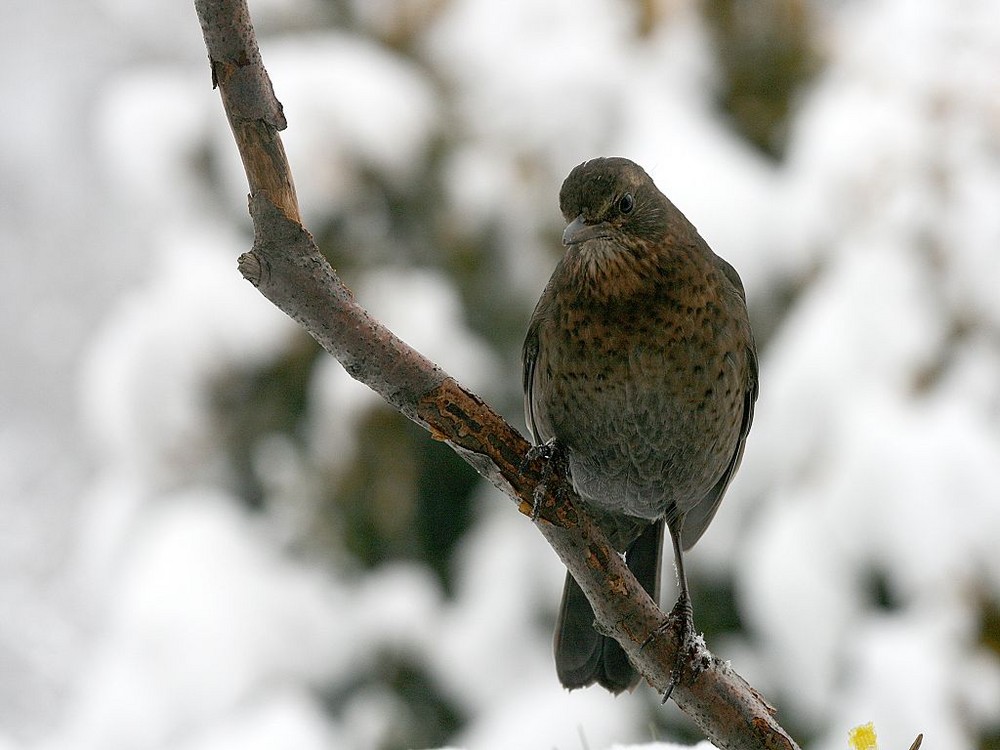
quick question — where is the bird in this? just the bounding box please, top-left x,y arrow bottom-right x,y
522,157 -> 758,694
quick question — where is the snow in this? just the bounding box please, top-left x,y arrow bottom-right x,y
46,494 -> 346,750
450,685 -> 646,750
812,608 -> 999,750
97,70 -> 221,224
4,0 -> 1000,748
354,267 -> 499,393
265,33 -> 440,225
78,231 -> 298,488
422,0 -> 635,166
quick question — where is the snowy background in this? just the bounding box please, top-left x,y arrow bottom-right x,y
2,0 -> 1000,749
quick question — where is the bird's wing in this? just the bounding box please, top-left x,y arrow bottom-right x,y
680,342 -> 759,550
715,254 -> 748,302
521,319 -> 544,445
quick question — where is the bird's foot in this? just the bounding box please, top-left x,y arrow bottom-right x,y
524,437 -> 559,464
521,438 -> 565,521
641,597 -> 695,704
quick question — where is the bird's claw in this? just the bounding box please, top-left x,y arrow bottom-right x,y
641,598 -> 695,704
524,437 -> 558,464
521,439 -> 563,521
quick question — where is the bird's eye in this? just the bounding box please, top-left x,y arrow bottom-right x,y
617,193 -> 635,215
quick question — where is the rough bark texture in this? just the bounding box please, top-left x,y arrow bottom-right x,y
194,1 -> 801,747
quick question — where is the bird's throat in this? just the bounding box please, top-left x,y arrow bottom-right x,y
567,240 -> 656,301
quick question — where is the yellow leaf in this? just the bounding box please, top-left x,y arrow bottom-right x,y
849,722 -> 879,750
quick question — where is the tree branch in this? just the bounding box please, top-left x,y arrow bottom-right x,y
193,1 -> 800,748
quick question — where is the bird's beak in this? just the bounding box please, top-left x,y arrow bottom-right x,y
562,215 -> 609,246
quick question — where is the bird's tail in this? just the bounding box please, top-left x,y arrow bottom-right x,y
553,521 -> 663,693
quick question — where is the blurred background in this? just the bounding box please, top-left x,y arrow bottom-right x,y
2,0 -> 1000,748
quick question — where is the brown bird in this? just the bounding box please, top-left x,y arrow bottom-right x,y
522,157 -> 758,694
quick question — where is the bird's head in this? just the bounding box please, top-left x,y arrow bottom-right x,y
558,157 -> 669,252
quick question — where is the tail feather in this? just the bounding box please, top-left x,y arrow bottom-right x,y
553,521 -> 663,693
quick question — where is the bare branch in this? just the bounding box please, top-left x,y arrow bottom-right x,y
193,1 -> 800,748
195,0 -> 298,222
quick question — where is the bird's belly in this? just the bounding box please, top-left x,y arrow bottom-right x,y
544,350 -> 743,521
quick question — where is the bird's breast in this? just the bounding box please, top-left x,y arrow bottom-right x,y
533,274 -> 747,519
